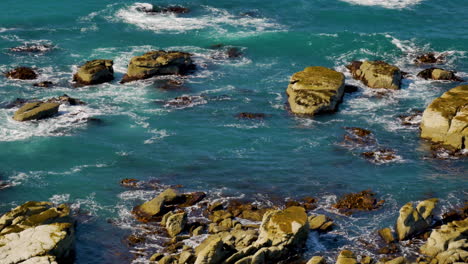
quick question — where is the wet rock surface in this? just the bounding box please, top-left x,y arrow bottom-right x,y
414,53 -> 444,64
5,67 -> 38,80
333,190 -> 384,215
417,68 -> 463,81
9,43 -> 54,53
73,59 -> 114,85
13,102 -> 60,121
347,60 -> 402,90
286,66 -> 345,115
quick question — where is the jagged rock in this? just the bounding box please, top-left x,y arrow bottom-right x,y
378,227 -> 395,244
333,190 -> 384,215
347,61 -> 401,90
136,4 -> 190,14
420,85 -> 468,150
396,198 -> 438,240
308,214 -> 333,232
417,68 -> 462,81
159,255 -> 178,264
361,256 -> 373,264
420,218 -> 468,264
12,102 -> 60,121
194,237 -> 232,264
384,257 -> 406,264
120,178 -> 139,187
343,127 -> 376,147
226,201 -> 269,222
73,59 -> 114,85
179,250 -> 195,264
414,53 -> 444,64
286,66 -> 345,115
307,256 -> 326,264
121,51 -> 194,83
5,67 -> 38,80
0,223 -> 74,264
166,212 -> 187,237
133,188 -> 181,220
398,110 -> 423,126
335,250 -> 357,264
149,252 -> 164,261
0,201 -> 71,235
361,149 -> 398,163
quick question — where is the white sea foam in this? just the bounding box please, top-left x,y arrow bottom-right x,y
0,103 -> 101,142
49,194 -> 71,205
115,3 -> 283,34
339,0 -> 424,9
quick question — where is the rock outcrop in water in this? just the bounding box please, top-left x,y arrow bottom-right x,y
13,102 -> 60,121
333,190 -> 384,215
0,201 -> 75,264
395,198 -> 438,240
121,51 -> 195,83
5,67 -> 38,80
417,68 -> 462,81
420,218 -> 468,264
73,59 -> 114,85
347,61 -> 402,90
286,66 -> 345,115
420,85 -> 468,150
414,53 -> 444,64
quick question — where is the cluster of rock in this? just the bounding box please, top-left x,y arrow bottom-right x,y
0,201 -> 75,264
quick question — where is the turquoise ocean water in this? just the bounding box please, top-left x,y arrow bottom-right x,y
0,0 -> 467,263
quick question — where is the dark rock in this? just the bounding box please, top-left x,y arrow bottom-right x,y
5,67 -> 38,80
226,47 -> 242,58
180,192 -> 207,207
46,94 -> 86,106
333,190 -> 384,215
397,110 -> 423,126
126,234 -> 146,246
343,127 -> 376,146
344,85 -> 359,93
139,5 -> 190,14
235,112 -> 266,119
378,243 -> 400,254
120,178 -> 139,187
345,61 -> 363,79
9,43 -> 54,53
225,200 -> 270,221
441,202 -> 468,224
33,81 -> 54,88
164,95 -> 206,108
414,53 -> 444,64
361,149 -> 398,163
153,79 -> 186,90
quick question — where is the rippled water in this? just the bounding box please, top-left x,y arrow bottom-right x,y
0,0 -> 467,263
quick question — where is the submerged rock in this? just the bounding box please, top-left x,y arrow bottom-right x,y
13,102 -> 60,121
235,113 -> 266,119
286,66 -> 345,115
343,127 -> 376,147
73,59 -> 114,85
361,148 -> 398,163
414,53 -> 444,64
46,94 -> 86,106
0,201 -> 74,264
136,4 -> 190,14
9,43 -> 53,53
347,61 -> 401,90
420,218 -> 468,264
420,85 -> 468,150
121,51 -> 195,83
154,79 -> 187,90
397,110 -> 423,126
417,68 -> 462,81
333,190 -> 384,215
5,67 -> 38,80
396,198 -> 438,240
33,81 -> 54,88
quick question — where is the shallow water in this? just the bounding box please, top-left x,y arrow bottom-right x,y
0,0 -> 467,263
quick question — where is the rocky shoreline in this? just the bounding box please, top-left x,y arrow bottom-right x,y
1,182 -> 465,264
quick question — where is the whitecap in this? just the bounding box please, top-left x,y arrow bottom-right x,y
115,3 -> 283,34
339,0 -> 424,9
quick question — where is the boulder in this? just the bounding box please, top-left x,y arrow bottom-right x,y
226,200 -> 269,222
307,256 -> 326,264
5,67 -> 38,80
308,214 -> 333,232
286,66 -> 345,115
417,68 -> 462,81
194,237 -> 231,264
133,188 -> 181,220
378,227 -> 395,244
420,218 -> 468,264
121,51 -> 194,83
12,102 -> 60,122
347,61 -> 401,90
420,85 -> 468,150
396,198 -> 438,240
0,223 -> 74,264
73,59 -> 114,85
18,256 -> 58,264
333,190 -> 384,215
256,206 -> 309,248
166,212 -> 187,237
335,250 -> 357,264
384,257 -> 406,264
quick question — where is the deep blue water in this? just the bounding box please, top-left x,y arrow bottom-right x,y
0,0 -> 467,263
